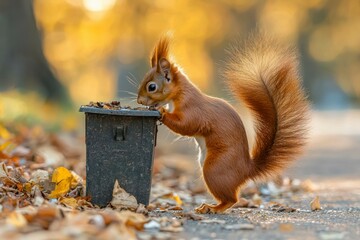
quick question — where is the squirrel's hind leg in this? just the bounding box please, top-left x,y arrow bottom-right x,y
194,154 -> 241,214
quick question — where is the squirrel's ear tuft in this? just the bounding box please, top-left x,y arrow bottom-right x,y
150,48 -> 157,68
150,33 -> 172,69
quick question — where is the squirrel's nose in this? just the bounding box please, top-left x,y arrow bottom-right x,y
137,96 -> 146,105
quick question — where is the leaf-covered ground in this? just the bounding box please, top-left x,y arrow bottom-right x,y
0,125 -> 359,239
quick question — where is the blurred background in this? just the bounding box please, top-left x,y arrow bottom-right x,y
0,0 -> 360,137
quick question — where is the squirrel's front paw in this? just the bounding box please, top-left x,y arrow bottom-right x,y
158,107 -> 166,121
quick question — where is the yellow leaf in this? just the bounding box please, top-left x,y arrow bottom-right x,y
24,182 -> 34,193
0,125 -> 11,140
0,141 -> 11,152
160,192 -> 183,206
48,167 -> 73,199
60,197 -> 78,209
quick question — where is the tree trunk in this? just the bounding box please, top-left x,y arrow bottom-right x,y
0,0 -> 71,106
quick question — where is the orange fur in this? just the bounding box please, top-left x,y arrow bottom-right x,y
137,33 -> 310,214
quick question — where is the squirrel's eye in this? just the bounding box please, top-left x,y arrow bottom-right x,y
147,82 -> 157,93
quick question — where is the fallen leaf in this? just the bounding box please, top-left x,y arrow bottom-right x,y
279,223 -> 294,232
6,212 -> 28,228
0,125 -> 12,139
269,202 -> 296,212
30,169 -> 53,192
70,170 -> 83,188
24,182 -> 34,193
136,203 -> 148,215
32,185 -> 45,206
0,162 -> 9,178
116,210 -> 148,231
177,212 -> 205,221
60,197 -> 78,209
0,141 -> 12,152
21,205 -> 60,230
252,193 -> 262,205
310,196 -> 322,211
97,223 -> 137,240
223,223 -> 255,230
98,210 -> 120,226
168,206 -> 183,211
48,167 -> 73,199
35,145 -> 66,167
110,180 -> 138,210
157,192 -> 183,206
31,169 -> 50,183
146,203 -> 157,211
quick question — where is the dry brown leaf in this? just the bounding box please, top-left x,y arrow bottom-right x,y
97,223 -> 137,240
279,223 -> 294,232
99,210 -> 121,226
60,197 -> 78,209
6,212 -> 28,228
35,145 -> 66,168
176,212 -> 205,221
24,205 -> 60,230
32,185 -> 45,206
70,170 -> 83,188
269,202 -> 296,213
168,205 -> 183,211
310,196 -> 322,211
146,203 -> 157,211
252,193 -> 262,205
0,162 -> 9,178
116,210 -> 148,231
110,180 -> 138,210
136,203 -> 148,215
31,169 -> 49,185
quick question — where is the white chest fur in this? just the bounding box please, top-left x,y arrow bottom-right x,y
194,137 -> 207,167
165,101 -> 174,113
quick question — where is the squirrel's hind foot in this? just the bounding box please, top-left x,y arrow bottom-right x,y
194,202 -> 234,214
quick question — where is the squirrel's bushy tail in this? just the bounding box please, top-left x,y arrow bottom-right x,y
225,32 -> 310,179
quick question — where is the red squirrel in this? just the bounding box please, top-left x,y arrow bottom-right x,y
137,33 -> 310,214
